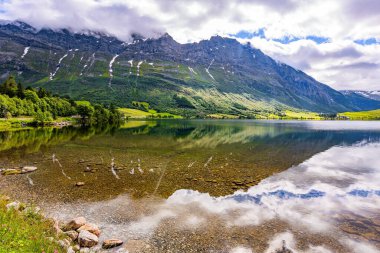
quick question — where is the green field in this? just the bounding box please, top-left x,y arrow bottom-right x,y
338,109 -> 380,120
118,108 -> 182,119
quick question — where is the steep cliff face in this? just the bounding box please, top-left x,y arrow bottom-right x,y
1,21 -> 379,115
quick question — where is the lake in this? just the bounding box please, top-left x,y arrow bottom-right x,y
1,120 -> 380,252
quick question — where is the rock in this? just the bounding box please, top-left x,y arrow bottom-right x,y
2,169 -> 22,175
102,239 -> 123,249
54,219 -> 64,235
78,230 -> 98,248
73,244 -> 80,251
63,217 -> 87,231
76,182 -> 85,187
21,166 -> 37,174
84,167 -> 93,173
58,238 -> 71,249
22,206 -> 41,214
78,223 -> 101,236
275,240 -> 293,253
6,201 -> 21,211
123,240 -> 152,253
65,230 -> 79,241
67,246 -> 75,253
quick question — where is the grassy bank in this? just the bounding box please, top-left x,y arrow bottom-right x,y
0,196 -> 62,253
338,109 -> 380,120
0,117 -> 75,131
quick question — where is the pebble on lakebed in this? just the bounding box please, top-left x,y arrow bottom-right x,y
76,182 -> 85,187
1,166 -> 37,175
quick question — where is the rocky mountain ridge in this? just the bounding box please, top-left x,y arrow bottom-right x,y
1,20 -> 379,116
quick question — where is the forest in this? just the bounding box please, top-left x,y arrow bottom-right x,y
0,76 -> 122,125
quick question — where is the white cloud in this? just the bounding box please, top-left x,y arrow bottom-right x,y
0,0 -> 379,90
238,37 -> 380,90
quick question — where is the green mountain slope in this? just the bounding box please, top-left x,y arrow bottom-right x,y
1,21 -> 379,117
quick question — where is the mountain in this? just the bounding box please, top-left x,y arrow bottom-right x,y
340,90 -> 380,102
1,20 -> 379,116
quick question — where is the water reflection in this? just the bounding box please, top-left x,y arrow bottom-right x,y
1,120 -> 380,252
1,120 -> 380,200
44,141 -> 380,252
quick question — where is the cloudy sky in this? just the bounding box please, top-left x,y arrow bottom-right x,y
1,0 -> 379,90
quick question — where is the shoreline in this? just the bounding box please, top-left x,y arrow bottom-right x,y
1,117 -> 380,132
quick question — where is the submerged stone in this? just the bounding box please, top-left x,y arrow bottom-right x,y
21,166 -> 37,173
102,239 -> 123,249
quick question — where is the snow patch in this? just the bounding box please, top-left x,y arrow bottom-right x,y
137,61 -> 143,76
108,54 -> 119,89
205,59 -> 215,81
188,67 -> 197,75
21,46 -> 30,59
49,52 -> 68,80
109,55 -> 119,78
128,60 -> 133,74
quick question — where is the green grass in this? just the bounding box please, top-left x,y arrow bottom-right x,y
0,197 -> 63,253
283,110 -> 322,120
338,109 -> 380,120
75,100 -> 92,106
207,113 -> 239,119
118,108 -> 152,118
118,107 -> 182,119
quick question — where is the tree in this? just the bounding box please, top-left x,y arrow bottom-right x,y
24,90 -> 39,103
33,110 -> 52,125
16,82 -> 25,99
0,76 -> 18,97
77,104 -> 94,122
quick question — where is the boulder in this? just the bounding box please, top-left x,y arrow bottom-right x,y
78,230 -> 98,248
21,166 -> 37,174
63,217 -> 87,231
78,223 -> 101,236
6,201 -> 21,211
102,239 -> 123,249
58,238 -> 71,249
64,230 -> 79,241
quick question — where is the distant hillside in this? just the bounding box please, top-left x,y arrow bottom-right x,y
1,20 -> 380,117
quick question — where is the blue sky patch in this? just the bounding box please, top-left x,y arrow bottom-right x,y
354,38 -> 379,45
232,29 -> 329,44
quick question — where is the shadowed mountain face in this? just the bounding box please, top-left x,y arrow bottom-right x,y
1,21 -> 379,115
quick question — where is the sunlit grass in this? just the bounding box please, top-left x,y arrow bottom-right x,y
0,197 -> 63,253
118,108 -> 182,119
338,109 -> 380,120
